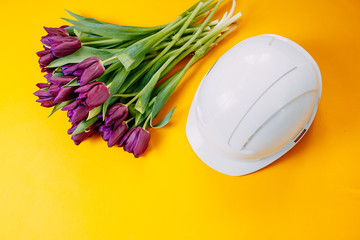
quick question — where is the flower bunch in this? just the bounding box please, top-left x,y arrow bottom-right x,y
34,0 -> 241,157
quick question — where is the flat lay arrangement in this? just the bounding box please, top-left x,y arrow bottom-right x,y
1,0 -> 359,239
34,0 -> 241,157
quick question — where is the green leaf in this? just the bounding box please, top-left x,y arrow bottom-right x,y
47,46 -> 119,68
63,18 -> 162,40
128,104 -> 137,118
151,71 -> 182,119
102,67 -> 130,119
72,117 -> 98,135
117,33 -> 163,71
48,100 -> 73,118
52,71 -> 64,77
150,107 -> 176,128
65,10 -> 87,21
87,106 -> 102,120
135,102 -> 153,126
134,70 -> 161,114
73,28 -> 88,39
63,77 -> 78,87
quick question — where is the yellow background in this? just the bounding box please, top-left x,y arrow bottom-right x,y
0,0 -> 359,239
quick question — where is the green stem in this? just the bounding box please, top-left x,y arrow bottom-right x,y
125,117 -> 134,124
81,38 -> 123,46
142,114 -> 152,129
153,25 -> 237,96
126,2 -> 204,108
101,56 -> 118,65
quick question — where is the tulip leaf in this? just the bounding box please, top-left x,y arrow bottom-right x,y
134,98 -> 156,126
72,117 -> 98,135
117,34 -> 162,71
52,71 -> 64,78
47,46 -> 119,68
63,18 -> 162,40
73,28 -> 89,39
150,106 -> 176,129
135,105 -> 150,126
102,67 -> 130,119
64,77 -> 79,87
65,10 -> 87,21
134,70 -> 161,114
65,10 -> 104,23
151,71 -> 182,119
128,104 -> 137,118
48,100 -> 73,118
87,106 -> 102,120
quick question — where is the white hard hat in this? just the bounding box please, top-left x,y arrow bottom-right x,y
186,34 -> 322,176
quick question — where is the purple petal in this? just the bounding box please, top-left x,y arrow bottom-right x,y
70,105 -> 88,124
40,102 -> 56,107
84,83 -> 110,109
108,123 -> 128,147
54,86 -> 77,103
43,26 -> 69,37
105,103 -> 128,126
132,129 -> 150,157
78,60 -> 104,85
34,89 -> 52,98
49,76 -> 75,86
51,37 -> 81,58
74,82 -> 99,93
36,83 -> 50,89
48,85 -> 61,96
62,99 -> 80,111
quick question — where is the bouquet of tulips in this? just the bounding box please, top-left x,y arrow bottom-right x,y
34,0 -> 241,157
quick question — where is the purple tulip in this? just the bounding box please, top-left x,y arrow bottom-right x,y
75,82 -> 110,111
44,72 -> 53,81
36,83 -> 50,89
50,37 -> 82,58
97,103 -> 129,147
34,75 -> 77,107
48,76 -> 77,103
108,121 -> 129,147
36,49 -> 56,72
119,127 -> 151,158
62,99 -> 88,124
41,26 -> 69,46
62,57 -> 105,85
40,25 -> 81,58
68,121 -> 96,145
34,88 -> 55,107
53,86 -> 77,103
48,76 -> 75,85
99,124 -> 112,142
105,103 -> 128,126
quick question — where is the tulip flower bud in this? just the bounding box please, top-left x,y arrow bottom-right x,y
68,121 -> 96,145
98,125 -> 112,142
119,127 -> 150,157
33,89 -> 55,107
41,26 -> 69,46
40,26 -> 81,58
36,49 -> 56,72
108,121 -> 129,147
50,37 -> 81,58
75,82 -> 110,111
105,103 -> 128,126
63,57 -> 105,85
62,99 -> 89,124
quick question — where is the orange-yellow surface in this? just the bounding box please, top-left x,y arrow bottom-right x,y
0,0 -> 359,239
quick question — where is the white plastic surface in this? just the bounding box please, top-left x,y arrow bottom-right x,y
186,34 -> 322,176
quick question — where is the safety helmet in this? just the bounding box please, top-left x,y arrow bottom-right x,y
186,34 -> 322,176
